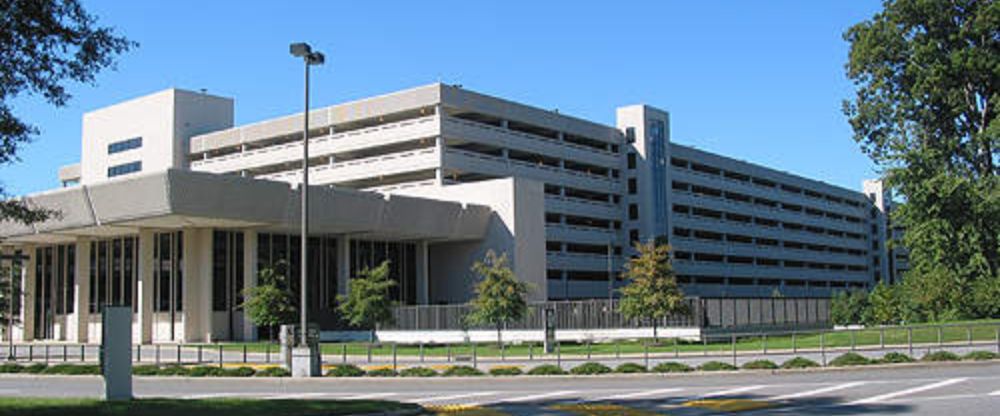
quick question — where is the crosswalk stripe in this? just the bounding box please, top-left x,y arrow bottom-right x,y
594,388 -> 684,401
699,385 -> 765,398
771,382 -> 866,401
502,390 -> 577,403
413,392 -> 496,404
849,378 -> 967,405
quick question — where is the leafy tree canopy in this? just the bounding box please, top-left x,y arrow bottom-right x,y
241,265 -> 297,336
618,242 -> 687,338
465,250 -> 529,346
337,260 -> 395,331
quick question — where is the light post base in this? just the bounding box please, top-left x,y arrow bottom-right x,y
290,345 -> 321,377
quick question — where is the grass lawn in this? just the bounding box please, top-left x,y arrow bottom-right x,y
201,319 -> 1000,358
0,398 -> 420,416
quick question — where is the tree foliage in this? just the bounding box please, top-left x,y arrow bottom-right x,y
241,264 -> 297,339
337,260 -> 395,340
618,242 -> 687,339
844,0 -> 999,320
1,0 -> 134,224
830,290 -> 870,326
864,282 -> 906,325
465,250 -> 529,347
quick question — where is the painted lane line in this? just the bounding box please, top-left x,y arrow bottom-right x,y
991,390 -> 1000,396
594,388 -> 685,401
501,390 -> 578,403
699,385 -> 766,398
342,392 -> 398,400
849,378 -> 968,405
771,382 -> 867,401
413,392 -> 496,404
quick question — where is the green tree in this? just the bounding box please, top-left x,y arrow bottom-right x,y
1,0 -> 133,224
618,242 -> 687,341
241,265 -> 297,342
830,289 -> 870,326
337,260 -> 395,342
465,251 -> 529,348
864,282 -> 905,326
844,0 -> 999,320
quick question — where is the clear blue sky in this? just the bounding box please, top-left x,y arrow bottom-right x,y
1,0 -> 885,195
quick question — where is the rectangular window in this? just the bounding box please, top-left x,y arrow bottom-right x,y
628,203 -> 639,220
107,161 -> 142,178
627,153 -> 637,169
628,178 -> 637,194
107,137 -> 142,154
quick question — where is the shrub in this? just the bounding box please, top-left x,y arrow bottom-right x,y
877,352 -> 915,364
780,357 -> 820,369
326,364 -> 365,377
652,361 -> 693,373
922,351 -> 961,362
399,367 -> 437,377
42,364 -> 100,375
132,365 -> 161,376
570,362 -> 612,375
254,366 -> 290,377
157,364 -> 190,376
698,361 -> 737,372
829,352 -> 872,367
187,366 -> 226,377
442,365 -> 483,377
489,366 -> 522,376
22,363 -> 47,374
366,367 -> 397,377
0,363 -> 23,373
741,360 -> 778,370
963,351 -> 999,361
615,363 -> 647,374
223,366 -> 256,377
527,364 -> 566,376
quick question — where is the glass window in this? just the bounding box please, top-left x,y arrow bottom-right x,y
107,137 -> 142,154
107,161 -> 142,178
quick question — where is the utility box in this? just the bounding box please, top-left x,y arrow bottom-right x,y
543,308 -> 557,354
101,306 -> 132,401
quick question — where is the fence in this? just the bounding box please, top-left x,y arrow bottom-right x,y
386,297 -> 830,331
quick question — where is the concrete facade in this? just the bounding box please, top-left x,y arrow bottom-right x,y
1,83 -> 897,343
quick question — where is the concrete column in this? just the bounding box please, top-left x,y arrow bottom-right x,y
434,136 -> 445,185
136,230 -> 154,344
336,235 -> 351,296
180,228 -> 212,343
415,241 -> 429,304
242,229 -> 258,341
18,246 -> 35,342
69,238 -> 91,343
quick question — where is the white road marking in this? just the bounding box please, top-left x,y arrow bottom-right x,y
412,391 -> 496,404
849,378 -> 967,405
594,388 -> 684,401
771,382 -> 867,401
991,390 -> 1000,396
699,385 -> 765,398
501,390 -> 578,403
342,392 -> 398,400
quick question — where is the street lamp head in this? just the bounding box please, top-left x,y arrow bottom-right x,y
307,52 -> 325,65
290,42 -> 312,57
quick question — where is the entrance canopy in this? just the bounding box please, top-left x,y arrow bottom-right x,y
0,169 -> 492,244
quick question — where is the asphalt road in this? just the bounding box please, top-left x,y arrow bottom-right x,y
3,362 -> 1000,415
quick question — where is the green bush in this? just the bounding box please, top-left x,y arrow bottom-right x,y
41,364 -> 100,375
741,360 -> 778,370
614,363 -> 647,373
877,352 -> 915,364
526,364 -> 565,376
0,363 -> 23,373
652,361 -> 693,373
325,364 -> 365,377
570,362 -> 612,375
187,366 -> 226,377
488,366 -> 522,376
922,351 -> 961,362
156,364 -> 190,376
22,363 -> 47,374
365,368 -> 397,377
254,366 -> 290,377
442,365 -> 483,377
829,352 -> 872,367
399,367 -> 437,377
223,367 -> 256,377
780,357 -> 820,369
963,351 -> 999,361
698,361 -> 737,372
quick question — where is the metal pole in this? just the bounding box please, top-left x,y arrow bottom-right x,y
731,334 -> 737,367
299,57 -> 310,347
820,332 -> 826,367
908,327 -> 913,356
392,344 -> 397,372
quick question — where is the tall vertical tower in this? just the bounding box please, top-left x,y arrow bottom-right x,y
616,105 -> 671,250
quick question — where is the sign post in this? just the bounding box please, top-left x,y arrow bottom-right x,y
101,306 -> 132,401
543,308 -> 556,354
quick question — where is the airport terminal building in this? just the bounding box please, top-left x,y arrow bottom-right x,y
1,84 -> 902,343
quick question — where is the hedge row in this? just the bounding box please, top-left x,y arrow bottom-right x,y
2,350 -> 995,377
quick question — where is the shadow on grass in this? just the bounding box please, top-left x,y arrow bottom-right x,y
0,398 -> 420,416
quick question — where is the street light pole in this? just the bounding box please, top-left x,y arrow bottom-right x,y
290,43 -> 324,348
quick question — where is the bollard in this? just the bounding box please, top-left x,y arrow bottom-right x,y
419,343 -> 425,363
995,327 -> 999,354
587,341 -> 592,360
219,344 -> 224,368
243,345 -> 248,363
528,344 -> 533,361
731,334 -> 737,367
367,343 -> 372,363
63,345 -> 67,362
762,334 -> 767,355
703,336 -> 708,356
501,343 -> 506,362
556,342 -> 561,369
447,345 -> 452,362
644,342 -> 649,370
937,326 -> 943,349
472,343 -> 478,369
674,337 -> 679,358
615,341 -> 620,359
342,344 -> 347,363
967,327 -> 972,346
880,328 -> 885,349
850,330 -> 856,351
908,327 -> 914,356
197,345 -> 203,363
82,345 -> 87,363
266,343 -> 271,363
29,345 -> 33,361
177,345 -> 182,364
155,344 -> 160,365
392,344 -> 398,372
820,332 -> 826,367
45,345 -> 49,363
792,332 -> 797,354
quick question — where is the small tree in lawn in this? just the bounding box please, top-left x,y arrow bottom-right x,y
242,264 -> 297,343
338,260 -> 395,342
619,241 -> 687,342
466,251 -> 529,349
